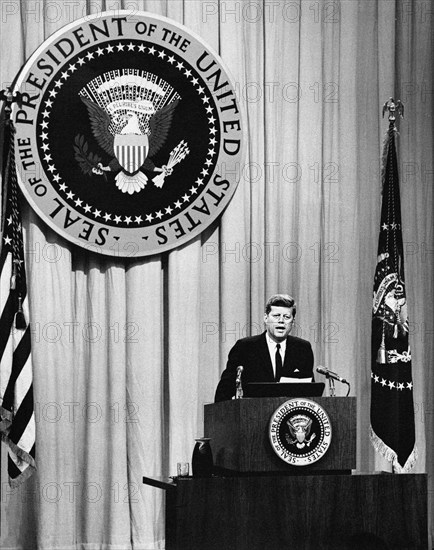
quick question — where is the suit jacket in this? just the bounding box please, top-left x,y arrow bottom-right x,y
214,332 -> 314,402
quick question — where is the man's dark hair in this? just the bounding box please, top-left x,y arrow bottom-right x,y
265,294 -> 297,317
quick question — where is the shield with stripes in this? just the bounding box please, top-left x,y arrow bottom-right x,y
114,134 -> 149,174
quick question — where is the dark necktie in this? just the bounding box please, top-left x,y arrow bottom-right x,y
275,343 -> 283,382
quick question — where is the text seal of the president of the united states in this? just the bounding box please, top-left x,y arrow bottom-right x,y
269,399 -> 332,466
12,10 -> 243,257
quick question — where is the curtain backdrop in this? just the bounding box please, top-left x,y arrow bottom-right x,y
1,1 -> 433,548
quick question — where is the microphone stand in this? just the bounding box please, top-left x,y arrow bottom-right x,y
235,367 -> 243,399
326,373 -> 336,397
316,366 -> 351,397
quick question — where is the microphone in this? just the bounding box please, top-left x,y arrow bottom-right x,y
316,366 -> 349,385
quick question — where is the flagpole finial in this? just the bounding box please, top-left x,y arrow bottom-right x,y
382,97 -> 404,130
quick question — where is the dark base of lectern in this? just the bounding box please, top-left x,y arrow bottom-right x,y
157,473 -> 428,550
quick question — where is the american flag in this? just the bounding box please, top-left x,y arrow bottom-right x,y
0,118 -> 36,486
370,113 -> 417,472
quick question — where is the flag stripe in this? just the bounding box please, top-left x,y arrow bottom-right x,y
8,453 -> 22,478
15,413 -> 35,453
2,328 -> 31,411
9,388 -> 34,444
0,284 -> 15,361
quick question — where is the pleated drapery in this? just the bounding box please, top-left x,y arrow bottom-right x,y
1,1 -> 433,549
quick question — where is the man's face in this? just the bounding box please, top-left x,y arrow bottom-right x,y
264,305 -> 294,342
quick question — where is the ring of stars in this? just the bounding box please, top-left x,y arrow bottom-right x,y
37,40 -> 220,228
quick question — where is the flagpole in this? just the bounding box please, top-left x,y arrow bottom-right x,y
0,90 -> 15,494
1,88 -> 37,486
376,97 -> 405,367
0,90 -> 12,511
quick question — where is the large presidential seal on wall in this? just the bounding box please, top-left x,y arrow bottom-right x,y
12,11 -> 242,256
269,399 -> 332,466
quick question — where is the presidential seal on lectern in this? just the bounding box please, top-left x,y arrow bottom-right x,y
269,399 -> 332,466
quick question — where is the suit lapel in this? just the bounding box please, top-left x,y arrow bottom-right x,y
283,337 -> 293,373
258,333 -> 274,381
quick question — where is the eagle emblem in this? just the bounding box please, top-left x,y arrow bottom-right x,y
285,414 -> 316,449
74,70 -> 189,195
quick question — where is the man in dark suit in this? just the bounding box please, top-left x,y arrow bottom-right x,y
215,294 -> 314,402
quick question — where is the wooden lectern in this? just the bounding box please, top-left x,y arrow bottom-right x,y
204,396 -> 356,473
143,396 -> 428,549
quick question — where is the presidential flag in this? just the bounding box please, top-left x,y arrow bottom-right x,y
0,116 -> 36,486
370,108 -> 417,472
